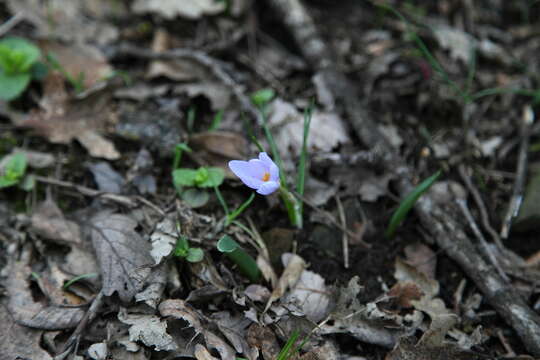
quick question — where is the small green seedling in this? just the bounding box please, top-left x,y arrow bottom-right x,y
0,37 -> 44,101
251,88 -> 275,109
46,52 -> 85,93
386,170 -> 442,238
173,235 -> 204,263
172,142 -> 192,170
0,152 -> 30,189
172,166 -> 225,208
217,235 -> 260,282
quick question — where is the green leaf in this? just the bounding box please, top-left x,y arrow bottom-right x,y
217,235 -> 239,253
386,170 -> 442,238
181,188 -> 210,208
0,37 -> 40,73
30,61 -> 48,80
0,72 -> 30,100
174,235 -> 190,257
0,176 -> 18,189
172,168 -> 198,187
251,88 -> 275,108
197,167 -> 224,188
217,235 -> 260,282
19,174 -> 35,191
209,110 -> 224,131
7,153 -> 27,176
186,247 -> 204,263
194,167 -> 209,185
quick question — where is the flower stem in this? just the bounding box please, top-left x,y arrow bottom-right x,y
280,186 -> 302,229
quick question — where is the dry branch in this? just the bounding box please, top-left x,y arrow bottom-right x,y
265,0 -> 540,355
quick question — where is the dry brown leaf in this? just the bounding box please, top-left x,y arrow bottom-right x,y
265,253 -> 306,312
190,131 -> 247,177
174,82 -> 231,111
90,213 -> 153,302
6,251 -> 85,330
403,243 -> 437,280
39,40 -> 113,88
246,323 -> 280,360
283,268 -> 331,322
7,0 -> 120,44
146,29 -> 207,81
194,344 -> 220,360
0,305 -> 53,360
31,199 -> 82,246
14,73 -> 119,159
118,309 -> 177,351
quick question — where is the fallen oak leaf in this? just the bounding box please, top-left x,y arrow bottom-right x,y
90,212 -> 153,302
12,72 -> 120,160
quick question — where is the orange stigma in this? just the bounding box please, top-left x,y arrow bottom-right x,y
262,172 -> 270,182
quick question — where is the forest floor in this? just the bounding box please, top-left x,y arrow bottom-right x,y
1,1 -> 540,359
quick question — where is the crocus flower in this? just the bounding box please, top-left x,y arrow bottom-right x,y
228,152 -> 280,195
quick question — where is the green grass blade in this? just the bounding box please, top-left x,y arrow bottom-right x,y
260,110 -> 287,187
386,170 -> 442,238
63,273 -> 98,289
227,192 -> 255,225
276,330 -> 300,360
214,186 -> 230,216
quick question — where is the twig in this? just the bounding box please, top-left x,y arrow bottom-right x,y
458,164 -> 504,248
456,198 -> 509,282
57,290 -> 105,355
336,196 -> 349,269
0,12 -> 24,37
34,176 -> 164,215
501,105 -> 534,239
112,44 -> 263,126
265,0 -> 540,354
291,190 -> 370,248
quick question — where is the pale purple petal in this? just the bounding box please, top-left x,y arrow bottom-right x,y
228,160 -> 264,189
256,181 -> 280,195
259,152 -> 279,181
269,163 -> 279,182
247,159 -> 268,178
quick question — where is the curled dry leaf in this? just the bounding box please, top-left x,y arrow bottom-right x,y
283,267 -> 331,322
213,311 -> 258,360
194,344 -> 220,360
7,253 -> 84,330
268,99 -> 350,157
320,277 -> 403,348
118,309 -> 177,351
90,213 -> 153,302
149,216 -> 177,265
265,253 -> 306,312
190,131 -> 247,177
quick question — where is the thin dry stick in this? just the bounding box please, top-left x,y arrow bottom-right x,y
336,196 -> 349,269
501,105 -> 534,239
291,190 -> 371,248
456,198 -> 509,282
58,290 -> 105,355
458,164 -> 503,248
0,12 -> 24,37
34,176 -> 165,215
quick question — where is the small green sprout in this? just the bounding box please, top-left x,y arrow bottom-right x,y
386,170 -> 442,238
172,166 -> 225,208
0,37 -> 44,101
217,235 -> 260,282
0,152 -> 30,189
173,235 -> 204,263
251,88 -> 275,108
